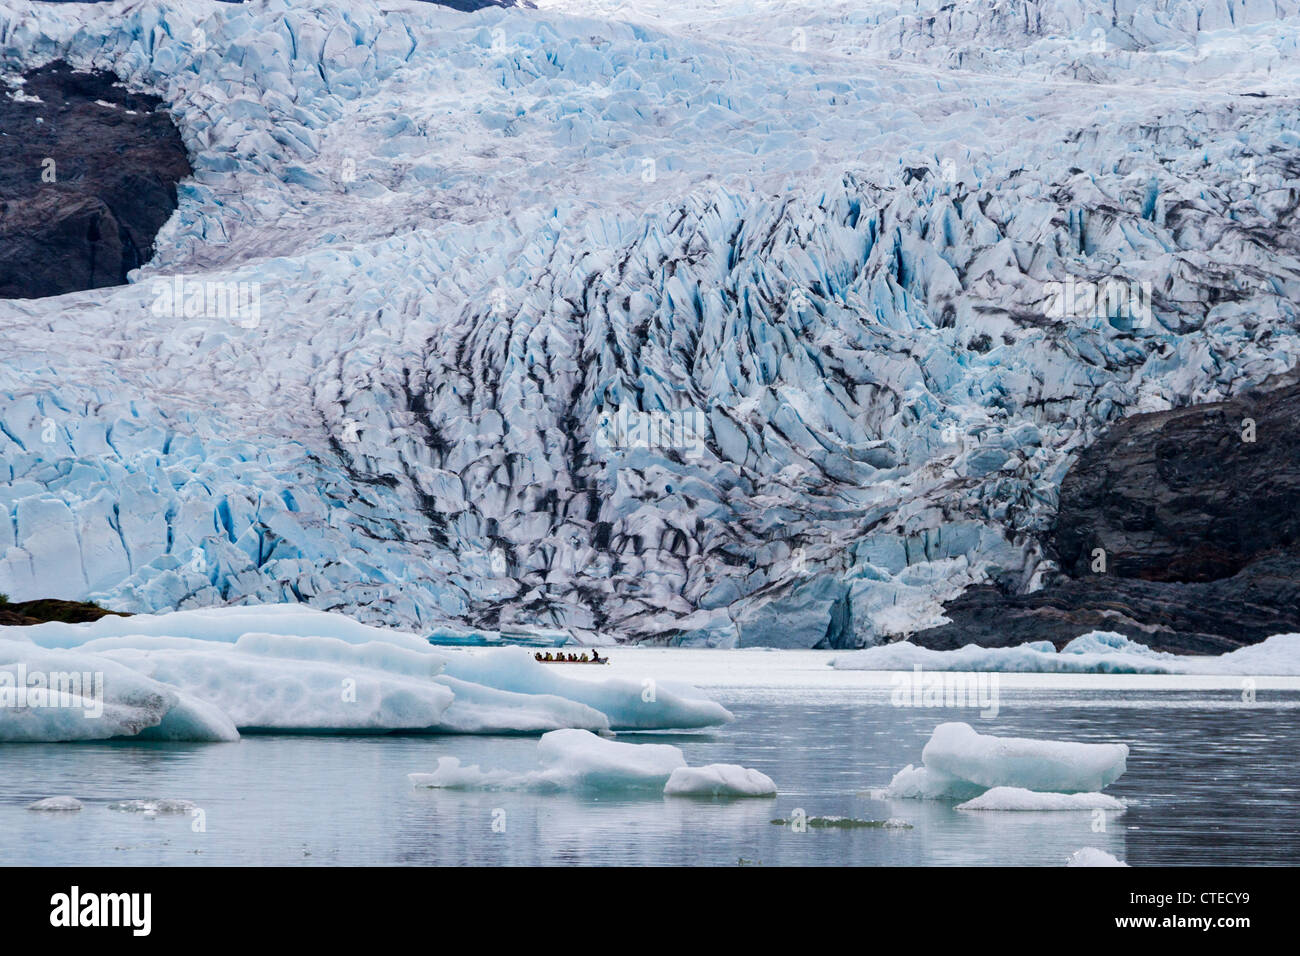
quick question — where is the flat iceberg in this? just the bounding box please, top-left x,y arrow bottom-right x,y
27,796 -> 83,811
0,606 -> 731,740
410,728 -> 773,796
410,728 -> 687,792
956,787 -> 1126,812
1067,847 -> 1128,867
664,764 -> 777,798
108,799 -> 198,814
879,722 -> 1128,800
831,632 -> 1300,675
924,722 -> 1128,794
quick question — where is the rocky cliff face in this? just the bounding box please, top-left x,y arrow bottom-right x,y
0,60 -> 190,299
914,375 -> 1300,654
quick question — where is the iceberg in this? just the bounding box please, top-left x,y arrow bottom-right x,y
955,787 -> 1125,812
410,728 -> 774,796
0,639 -> 239,743
1067,847 -> 1128,867
108,799 -> 198,814
878,722 -> 1128,799
0,606 -> 731,740
27,796 -> 83,812
409,728 -> 687,792
663,764 -> 777,798
876,764 -> 987,802
831,632 -> 1300,676
923,722 -> 1128,794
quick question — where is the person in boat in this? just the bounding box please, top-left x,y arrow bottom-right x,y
590,650 -> 603,664
579,653 -> 589,662
535,652 -> 543,661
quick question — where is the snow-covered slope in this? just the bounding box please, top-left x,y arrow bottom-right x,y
1,0 -> 1298,645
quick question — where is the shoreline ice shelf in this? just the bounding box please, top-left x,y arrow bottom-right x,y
0,605 -> 732,741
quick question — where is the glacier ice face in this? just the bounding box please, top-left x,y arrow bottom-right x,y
0,605 -> 731,738
2,1 -> 1299,646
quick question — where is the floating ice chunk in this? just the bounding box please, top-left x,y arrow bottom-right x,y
432,674 -> 610,734
664,764 -> 777,797
27,796 -> 83,811
108,799 -> 198,813
1067,847 -> 1128,867
409,728 -> 687,792
956,787 -> 1126,811
922,722 -> 1128,794
875,763 -> 986,801
769,815 -> 910,829
438,648 -> 733,730
136,689 -> 239,742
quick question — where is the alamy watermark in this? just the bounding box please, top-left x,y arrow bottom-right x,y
890,665 -> 999,718
594,405 -> 707,458
0,665 -> 104,719
151,275 -> 262,328
1044,275 -> 1152,327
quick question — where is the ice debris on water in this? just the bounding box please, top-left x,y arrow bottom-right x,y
409,728 -> 772,795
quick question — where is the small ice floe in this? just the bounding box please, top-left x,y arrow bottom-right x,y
107,799 -> 197,814
410,729 -> 774,797
27,796 -> 83,811
769,816 -> 912,830
1067,847 -> 1128,867
877,722 -> 1128,800
664,764 -> 776,798
955,787 -> 1125,811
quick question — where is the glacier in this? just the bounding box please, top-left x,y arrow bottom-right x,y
0,605 -> 731,739
1,0 -> 1299,647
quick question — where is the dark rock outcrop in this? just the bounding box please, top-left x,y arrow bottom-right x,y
913,374 -> 1300,654
0,60 -> 191,299
0,597 -> 129,627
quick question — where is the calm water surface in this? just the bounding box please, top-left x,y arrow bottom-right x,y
2,686 -> 1297,866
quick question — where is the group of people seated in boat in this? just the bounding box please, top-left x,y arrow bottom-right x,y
535,650 -> 605,663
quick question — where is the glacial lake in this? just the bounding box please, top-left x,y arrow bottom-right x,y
2,651 -> 1298,866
